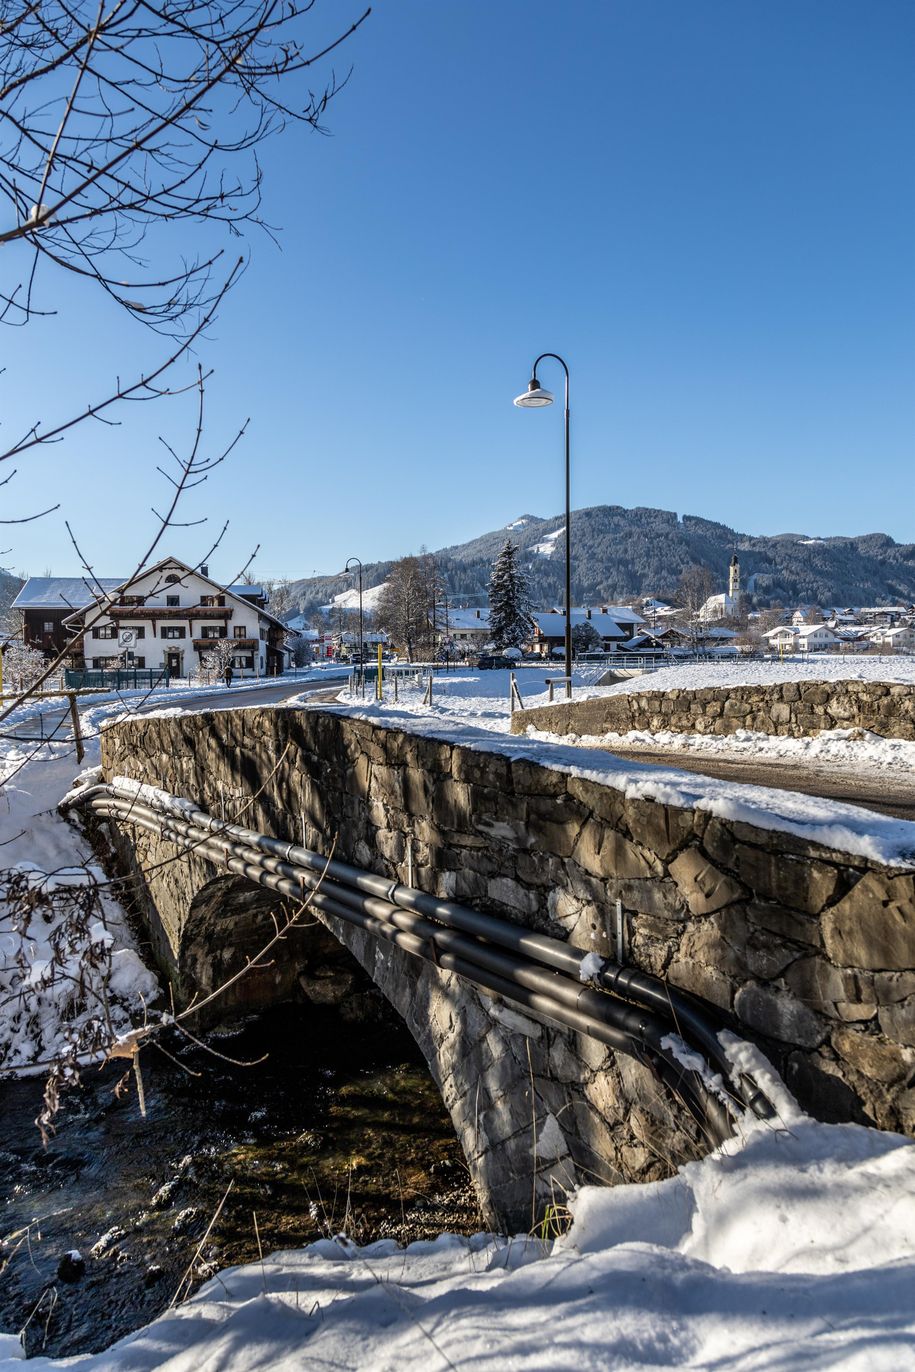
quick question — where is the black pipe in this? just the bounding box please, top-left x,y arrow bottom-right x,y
87,783 -> 767,1116
88,795 -> 735,1139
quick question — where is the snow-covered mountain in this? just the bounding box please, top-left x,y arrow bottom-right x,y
280,506 -> 915,617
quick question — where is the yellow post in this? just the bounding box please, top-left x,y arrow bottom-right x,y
376,642 -> 383,700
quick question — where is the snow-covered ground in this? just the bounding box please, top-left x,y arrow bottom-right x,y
598,655 -> 915,696
587,725 -> 915,775
4,1048 -> 914,1370
325,667 -> 915,867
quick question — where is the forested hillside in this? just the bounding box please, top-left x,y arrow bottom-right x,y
281,507 -> 915,617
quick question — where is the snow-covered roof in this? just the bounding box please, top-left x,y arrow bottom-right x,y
795,624 -> 837,638
532,611 -> 626,639
13,577 -> 123,609
58,557 -> 294,634
16,573 -> 267,612
446,608 -> 491,631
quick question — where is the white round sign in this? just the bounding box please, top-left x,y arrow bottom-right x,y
118,629 -> 137,649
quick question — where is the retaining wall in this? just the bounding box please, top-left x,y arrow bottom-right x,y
511,678 -> 915,740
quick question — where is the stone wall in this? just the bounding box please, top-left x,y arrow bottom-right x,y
511,678 -> 915,740
100,706 -> 915,1227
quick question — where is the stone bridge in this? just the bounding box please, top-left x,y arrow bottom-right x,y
95,705 -> 915,1229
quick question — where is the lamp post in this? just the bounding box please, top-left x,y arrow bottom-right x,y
514,353 -> 572,699
344,556 -> 364,695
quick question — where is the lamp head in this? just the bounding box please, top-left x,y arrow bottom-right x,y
513,377 -> 554,408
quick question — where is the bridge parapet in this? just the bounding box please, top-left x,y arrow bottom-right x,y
99,706 -> 915,1227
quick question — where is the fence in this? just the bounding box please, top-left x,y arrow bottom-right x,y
64,667 -> 170,691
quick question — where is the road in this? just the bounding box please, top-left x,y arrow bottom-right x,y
597,742 -> 915,821
3,675 -> 348,745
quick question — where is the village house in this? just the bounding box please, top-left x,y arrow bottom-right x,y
57,558 -> 294,678
868,625 -> 915,652
763,624 -> 839,653
530,606 -> 645,657
441,607 -> 492,654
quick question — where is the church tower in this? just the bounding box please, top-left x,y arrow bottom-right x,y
728,553 -> 741,601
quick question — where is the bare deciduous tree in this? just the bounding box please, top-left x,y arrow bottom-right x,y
0,0 -> 370,331
678,565 -> 717,647
376,556 -> 429,662
0,1 -> 370,477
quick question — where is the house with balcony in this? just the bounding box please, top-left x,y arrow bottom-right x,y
58,558 -> 294,677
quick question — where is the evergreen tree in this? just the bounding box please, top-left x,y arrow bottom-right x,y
488,540 -> 533,650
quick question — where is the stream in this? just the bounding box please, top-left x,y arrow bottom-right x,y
0,1003 -> 481,1359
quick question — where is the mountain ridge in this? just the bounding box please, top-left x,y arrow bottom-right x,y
281,506 -> 915,619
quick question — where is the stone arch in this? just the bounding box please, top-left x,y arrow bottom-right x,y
178,873 -> 389,1027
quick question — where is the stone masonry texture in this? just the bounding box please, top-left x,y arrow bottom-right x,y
510,678 -> 915,741
99,705 -> 915,1229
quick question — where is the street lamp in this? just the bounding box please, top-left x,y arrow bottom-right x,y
344,556 -> 364,695
514,353 -> 572,698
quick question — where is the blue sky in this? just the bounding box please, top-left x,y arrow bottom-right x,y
3,0 -> 913,582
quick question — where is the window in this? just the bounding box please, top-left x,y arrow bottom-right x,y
200,594 -> 226,608
232,654 -> 254,669
161,626 -> 186,639
259,626 -> 267,640
133,626 -> 146,640
166,595 -> 180,607
201,627 -> 226,639
43,621 -> 54,633
92,625 -> 116,640
121,595 -> 145,606
165,573 -> 181,584
134,657 -> 146,668
233,626 -> 248,639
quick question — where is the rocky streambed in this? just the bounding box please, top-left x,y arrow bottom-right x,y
0,1003 -> 480,1359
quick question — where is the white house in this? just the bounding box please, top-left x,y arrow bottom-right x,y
62,557 -> 294,678
441,607 -> 491,652
869,625 -> 915,652
763,624 -> 838,653
795,624 -> 839,652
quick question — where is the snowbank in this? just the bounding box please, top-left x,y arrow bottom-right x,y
580,724 -> 915,774
598,655 -> 915,697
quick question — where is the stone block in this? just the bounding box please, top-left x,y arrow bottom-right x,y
878,997 -> 915,1048
431,778 -> 473,830
728,846 -> 842,915
669,846 -> 746,915
487,875 -> 541,916
785,1051 -> 869,1124
667,959 -> 734,1011
402,767 -> 432,815
679,917 -> 749,978
742,900 -> 823,949
875,971 -> 915,1003
832,1026 -> 913,1083
567,775 -> 625,824
621,799 -> 698,860
785,956 -> 858,1009
734,983 -> 827,1048
822,872 -> 915,970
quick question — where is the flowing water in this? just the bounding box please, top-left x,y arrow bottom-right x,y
0,1004 -> 481,1359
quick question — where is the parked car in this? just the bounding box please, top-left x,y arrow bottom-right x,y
476,654 -> 513,670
